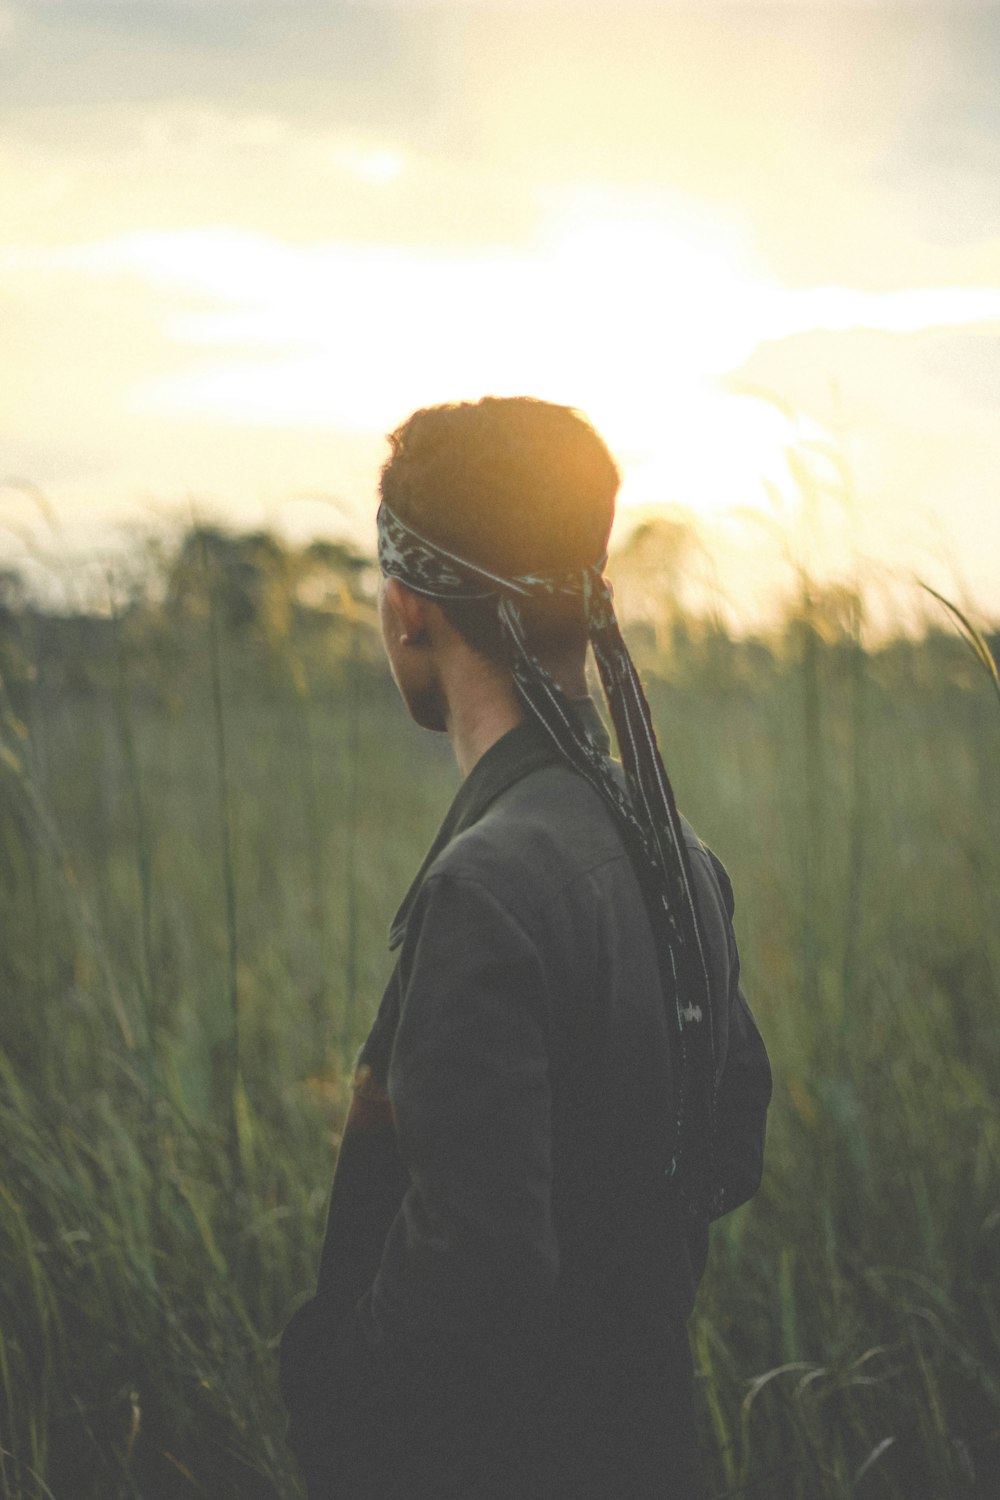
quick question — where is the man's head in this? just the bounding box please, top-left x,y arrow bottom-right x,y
378,397 -> 619,666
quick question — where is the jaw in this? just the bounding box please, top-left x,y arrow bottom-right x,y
405,683 -> 449,734
393,663 -> 449,734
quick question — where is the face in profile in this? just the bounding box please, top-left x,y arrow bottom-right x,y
378,576 -> 448,733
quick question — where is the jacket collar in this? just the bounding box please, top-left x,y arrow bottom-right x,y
388,697 -> 611,950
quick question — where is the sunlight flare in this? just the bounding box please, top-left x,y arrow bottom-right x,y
41,216 -> 988,528
5,218 -> 1000,543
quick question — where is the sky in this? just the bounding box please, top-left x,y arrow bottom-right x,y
2,0 -> 999,628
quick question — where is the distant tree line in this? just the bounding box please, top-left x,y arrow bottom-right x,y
0,520 -> 996,710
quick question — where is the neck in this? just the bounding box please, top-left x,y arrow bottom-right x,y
448,707 -> 524,780
441,650 -> 588,779
442,658 -> 525,778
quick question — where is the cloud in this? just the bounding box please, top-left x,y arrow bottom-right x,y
1,99 -> 541,249
5,2 -> 999,291
0,2 -> 443,122
439,4 -> 1000,287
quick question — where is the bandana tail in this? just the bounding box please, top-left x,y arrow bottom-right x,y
500,585 -> 720,1215
584,574 -> 720,1214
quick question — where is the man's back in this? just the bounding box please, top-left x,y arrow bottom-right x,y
416,756 -> 706,1498
282,722 -> 770,1499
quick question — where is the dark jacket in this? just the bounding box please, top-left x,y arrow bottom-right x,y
281,707 -> 771,1500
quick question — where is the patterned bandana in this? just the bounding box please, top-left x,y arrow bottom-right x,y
378,501 -> 721,1218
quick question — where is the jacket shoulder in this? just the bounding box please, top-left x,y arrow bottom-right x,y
428,764 -> 630,922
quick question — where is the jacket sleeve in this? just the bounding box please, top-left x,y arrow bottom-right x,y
699,846 -> 772,1219
290,869 -> 557,1494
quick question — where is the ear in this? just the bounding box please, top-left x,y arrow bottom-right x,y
384,576 -> 433,646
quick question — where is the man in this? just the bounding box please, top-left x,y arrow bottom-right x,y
280,397 -> 771,1499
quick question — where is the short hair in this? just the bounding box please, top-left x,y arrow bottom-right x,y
378,396 -> 619,662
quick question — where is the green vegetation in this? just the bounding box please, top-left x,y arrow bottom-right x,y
0,524 -> 998,1498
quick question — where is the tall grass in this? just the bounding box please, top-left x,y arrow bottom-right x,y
0,540 -> 998,1497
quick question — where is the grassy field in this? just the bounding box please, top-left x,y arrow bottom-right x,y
0,529 -> 998,1498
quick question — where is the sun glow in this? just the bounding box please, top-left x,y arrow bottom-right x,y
80,212 -> 795,518
25,210 -> 1000,535
332,144 -> 405,186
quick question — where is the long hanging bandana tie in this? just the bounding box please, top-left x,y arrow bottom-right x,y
378,502 -> 722,1218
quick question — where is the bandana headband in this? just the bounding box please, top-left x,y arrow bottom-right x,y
378,501 -> 721,1217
